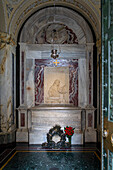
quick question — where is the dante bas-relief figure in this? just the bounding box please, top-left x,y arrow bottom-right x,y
44,67 -> 69,104
47,79 -> 68,104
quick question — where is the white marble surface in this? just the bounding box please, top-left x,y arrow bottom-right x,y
78,59 -> 87,107
26,44 -> 86,59
26,64 -> 35,107
31,110 -> 81,131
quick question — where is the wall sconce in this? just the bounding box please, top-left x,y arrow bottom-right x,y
103,129 -> 109,138
111,133 -> 113,146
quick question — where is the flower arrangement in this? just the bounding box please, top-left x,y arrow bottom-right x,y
64,126 -> 75,138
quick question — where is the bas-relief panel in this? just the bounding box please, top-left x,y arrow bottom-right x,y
35,59 -> 78,106
44,67 -> 69,104
35,23 -> 78,44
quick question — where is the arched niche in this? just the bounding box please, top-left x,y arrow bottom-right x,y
19,7 -> 93,44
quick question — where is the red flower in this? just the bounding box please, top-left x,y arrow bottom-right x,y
64,126 -> 75,138
68,127 -> 72,130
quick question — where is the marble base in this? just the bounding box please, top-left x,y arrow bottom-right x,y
85,129 -> 97,142
16,129 -> 28,142
29,109 -> 83,144
29,129 -> 83,145
0,130 -> 16,144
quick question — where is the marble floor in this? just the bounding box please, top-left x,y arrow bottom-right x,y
0,144 -> 101,170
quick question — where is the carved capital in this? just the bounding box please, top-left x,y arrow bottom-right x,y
0,32 -> 15,49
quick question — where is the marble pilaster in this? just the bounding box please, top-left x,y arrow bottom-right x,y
0,43 -> 16,144
78,59 -> 87,107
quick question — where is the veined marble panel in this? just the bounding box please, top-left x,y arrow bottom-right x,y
31,110 -> 81,127
0,46 -> 13,132
35,65 -> 44,104
69,61 -> 78,106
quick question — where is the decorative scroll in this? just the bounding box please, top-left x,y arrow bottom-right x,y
35,59 -> 78,106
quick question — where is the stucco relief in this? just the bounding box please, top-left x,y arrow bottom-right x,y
35,23 -> 78,44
